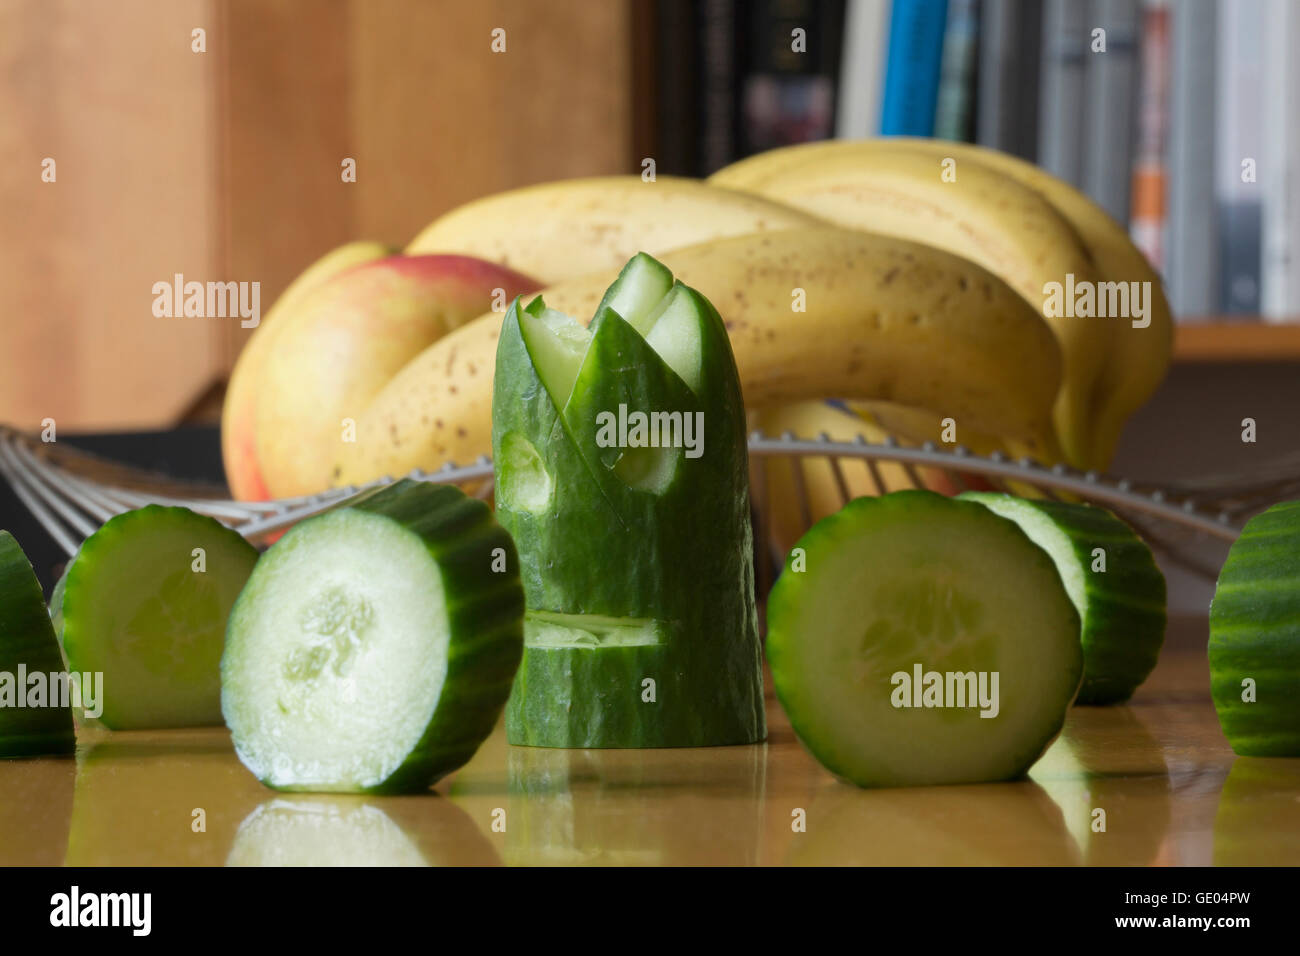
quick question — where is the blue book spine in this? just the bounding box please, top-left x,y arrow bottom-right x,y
879,0 -> 950,135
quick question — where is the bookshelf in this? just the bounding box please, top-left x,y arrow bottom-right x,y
1173,321 -> 1300,362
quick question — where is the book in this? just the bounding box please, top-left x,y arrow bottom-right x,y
1038,0 -> 1088,186
879,0 -> 949,136
1215,0 -> 1265,315
699,0 -> 740,175
976,0 -> 1042,160
738,0 -> 846,159
1261,0 -> 1300,322
1129,0 -> 1170,272
651,0 -> 701,176
1166,0 -> 1218,318
1081,0 -> 1141,224
934,0 -> 980,141
835,0 -> 891,138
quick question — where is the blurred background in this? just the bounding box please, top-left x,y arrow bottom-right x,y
2,0 -> 1299,604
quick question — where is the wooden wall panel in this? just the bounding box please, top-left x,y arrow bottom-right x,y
349,0 -> 635,244
0,0 -> 224,430
0,0 -> 634,430
218,0 -> 355,370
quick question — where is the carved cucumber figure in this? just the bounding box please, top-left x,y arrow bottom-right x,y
0,531 -> 75,756
493,253 -> 765,747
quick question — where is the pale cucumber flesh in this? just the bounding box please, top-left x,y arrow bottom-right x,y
223,509 -> 450,791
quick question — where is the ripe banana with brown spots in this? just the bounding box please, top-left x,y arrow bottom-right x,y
406,175 -> 823,280
711,137 -> 1172,469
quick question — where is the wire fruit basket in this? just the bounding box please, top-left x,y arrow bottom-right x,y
3,423 -> 1292,587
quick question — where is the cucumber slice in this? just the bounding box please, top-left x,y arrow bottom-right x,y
959,492 -> 1167,704
221,480 -> 524,793
56,506 -> 259,729
0,531 -> 75,757
766,490 -> 1082,788
493,252 -> 764,747
1209,500 -> 1300,756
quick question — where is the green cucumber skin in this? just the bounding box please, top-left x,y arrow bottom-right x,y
1209,500 -> 1300,757
767,491 -> 1082,788
493,283 -> 765,748
960,493 -> 1167,705
0,531 -> 76,757
508,644 -> 668,748
347,481 -> 524,793
59,505 -> 259,730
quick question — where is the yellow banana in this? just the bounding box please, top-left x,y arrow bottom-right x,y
712,144 -> 1109,469
754,401 -> 978,557
333,227 -> 1062,487
891,138 -> 1173,468
712,137 -> 1173,468
406,175 -> 823,281
848,401 -> 1046,498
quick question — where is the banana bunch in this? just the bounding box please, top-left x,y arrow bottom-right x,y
710,138 -> 1173,469
224,143 -> 1172,506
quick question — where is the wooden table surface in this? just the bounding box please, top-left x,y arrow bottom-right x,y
2,616 -> 1297,866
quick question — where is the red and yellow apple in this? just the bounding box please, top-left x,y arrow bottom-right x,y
223,251 -> 538,499
222,240 -> 395,500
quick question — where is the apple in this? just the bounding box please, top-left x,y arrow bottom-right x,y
222,241 -> 395,500
249,254 -> 539,498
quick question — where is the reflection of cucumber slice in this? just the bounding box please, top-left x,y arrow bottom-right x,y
1213,757 -> 1300,865
228,799 -> 427,866
767,491 -> 1082,787
960,493 -> 1167,704
1209,500 -> 1300,756
0,531 -> 76,756
57,506 -> 259,729
221,480 -> 524,793
784,779 -> 1077,865
1030,708 -> 1172,865
494,253 -> 764,748
227,795 -> 501,866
